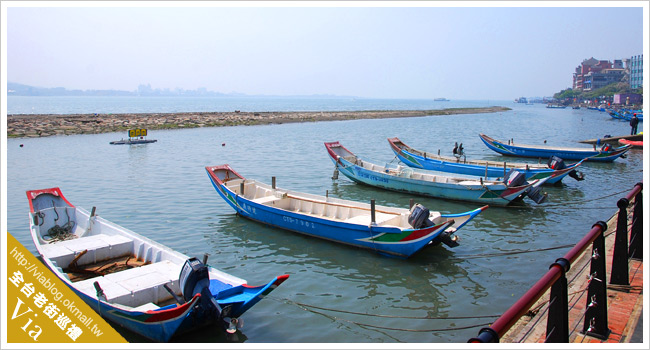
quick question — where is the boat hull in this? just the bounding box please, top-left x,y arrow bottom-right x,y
206,165 -> 485,258
388,137 -> 581,184
27,187 -> 287,342
325,142 -> 535,206
479,134 -> 630,162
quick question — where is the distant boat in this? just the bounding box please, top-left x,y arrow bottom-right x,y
546,104 -> 566,109
618,138 -> 643,148
434,98 -> 450,102
479,134 -> 631,162
579,133 -> 643,145
387,137 -> 584,184
110,128 -> 157,145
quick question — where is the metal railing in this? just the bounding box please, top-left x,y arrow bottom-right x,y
469,182 -> 643,343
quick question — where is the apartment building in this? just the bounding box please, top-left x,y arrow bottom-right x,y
628,54 -> 643,89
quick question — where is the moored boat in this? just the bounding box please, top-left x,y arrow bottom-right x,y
387,137 -> 585,184
27,187 -> 288,342
479,134 -> 630,162
325,141 -> 547,205
205,164 -> 487,258
619,138 -> 643,148
579,133 -> 644,145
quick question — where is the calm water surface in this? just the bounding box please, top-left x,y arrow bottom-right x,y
5,102 -> 645,343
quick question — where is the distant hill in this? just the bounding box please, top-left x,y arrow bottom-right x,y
7,82 -> 359,99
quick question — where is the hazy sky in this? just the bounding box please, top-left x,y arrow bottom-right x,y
4,2 -> 646,100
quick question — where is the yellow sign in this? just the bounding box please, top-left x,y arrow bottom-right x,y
128,129 -> 147,137
5,232 -> 127,343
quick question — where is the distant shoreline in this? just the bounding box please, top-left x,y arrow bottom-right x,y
7,107 -> 511,138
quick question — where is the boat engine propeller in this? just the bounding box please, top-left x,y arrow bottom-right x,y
503,169 -> 548,204
547,156 -> 585,181
180,257 -> 224,321
408,204 -> 459,247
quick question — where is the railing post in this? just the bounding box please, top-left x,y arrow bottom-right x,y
545,258 -> 570,342
583,221 -> 610,339
628,183 -> 643,260
468,327 -> 499,343
610,198 -> 630,285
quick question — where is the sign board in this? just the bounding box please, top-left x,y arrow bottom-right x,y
128,129 -> 148,138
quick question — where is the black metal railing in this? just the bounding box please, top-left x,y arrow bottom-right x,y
469,182 -> 643,343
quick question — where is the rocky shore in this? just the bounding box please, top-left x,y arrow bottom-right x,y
7,107 -> 510,138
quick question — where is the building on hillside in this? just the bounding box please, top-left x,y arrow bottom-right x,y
628,55 -> 643,89
573,58 -> 626,92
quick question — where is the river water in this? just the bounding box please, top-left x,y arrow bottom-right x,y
4,100 -> 645,343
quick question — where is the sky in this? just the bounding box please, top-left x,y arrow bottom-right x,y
3,2 -> 647,100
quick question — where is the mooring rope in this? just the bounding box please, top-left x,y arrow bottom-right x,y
271,296 -> 495,333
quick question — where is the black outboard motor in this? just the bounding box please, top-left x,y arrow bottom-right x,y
547,156 -> 584,181
408,204 -> 458,247
503,169 -> 526,187
179,257 -> 223,325
525,186 -> 548,204
408,204 -> 434,229
180,257 -> 211,302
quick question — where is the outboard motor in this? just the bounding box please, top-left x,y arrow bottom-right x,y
408,204 -> 434,229
503,169 -> 526,187
547,156 -> 584,181
179,257 -> 211,302
525,186 -> 548,204
547,156 -> 566,170
408,204 -> 459,247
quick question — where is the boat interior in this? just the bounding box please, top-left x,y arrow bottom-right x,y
31,196 -> 241,311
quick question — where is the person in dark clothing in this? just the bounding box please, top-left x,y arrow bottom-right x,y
630,114 -> 639,135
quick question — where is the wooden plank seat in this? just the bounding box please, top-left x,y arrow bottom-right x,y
73,260 -> 181,309
40,234 -> 134,268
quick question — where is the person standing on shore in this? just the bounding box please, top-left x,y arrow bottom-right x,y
630,114 -> 639,135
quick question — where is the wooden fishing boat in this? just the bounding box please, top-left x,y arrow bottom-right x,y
325,141 -> 548,205
619,138 -> 643,148
479,134 -> 630,162
27,187 -> 288,342
387,137 -> 585,184
206,164 -> 487,258
579,133 -> 643,145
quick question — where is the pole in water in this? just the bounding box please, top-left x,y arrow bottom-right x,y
203,253 -> 209,265
409,198 -> 415,210
272,176 -> 276,189
485,163 -> 488,178
90,206 -> 96,217
503,162 -> 506,178
240,182 -> 245,196
370,199 -> 376,224
332,168 -> 339,180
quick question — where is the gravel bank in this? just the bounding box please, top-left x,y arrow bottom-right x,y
7,107 -> 510,138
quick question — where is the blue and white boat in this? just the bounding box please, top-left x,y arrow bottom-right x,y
27,187 -> 288,342
479,134 -> 630,162
388,137 -> 585,184
325,141 -> 547,205
206,164 -> 487,258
